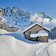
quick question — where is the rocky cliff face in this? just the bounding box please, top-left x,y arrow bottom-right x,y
0,7 -> 32,30
0,17 -> 19,32
0,7 -> 33,32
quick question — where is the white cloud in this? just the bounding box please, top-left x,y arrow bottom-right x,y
30,13 -> 56,29
44,18 -> 50,23
30,13 -> 56,24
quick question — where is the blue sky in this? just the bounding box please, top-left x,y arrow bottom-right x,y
0,0 -> 56,18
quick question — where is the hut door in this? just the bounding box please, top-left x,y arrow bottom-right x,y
36,37 -> 39,41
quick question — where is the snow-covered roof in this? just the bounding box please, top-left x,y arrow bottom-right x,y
30,30 -> 48,38
23,23 -> 50,32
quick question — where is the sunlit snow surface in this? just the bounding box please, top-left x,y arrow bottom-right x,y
0,31 -> 56,56
1,32 -> 37,44
0,35 -> 56,56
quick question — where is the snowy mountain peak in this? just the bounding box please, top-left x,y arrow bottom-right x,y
0,7 -> 32,29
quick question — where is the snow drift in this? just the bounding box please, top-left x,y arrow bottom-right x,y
0,35 -> 32,56
0,35 -> 47,56
0,35 -> 56,56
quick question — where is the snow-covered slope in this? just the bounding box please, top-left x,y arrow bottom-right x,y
0,35 -> 56,56
0,35 -> 46,56
4,32 -> 37,44
0,29 -> 10,34
0,35 -> 32,56
35,42 -> 56,56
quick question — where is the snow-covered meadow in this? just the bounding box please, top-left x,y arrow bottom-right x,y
0,34 -> 56,56
0,29 -> 56,56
